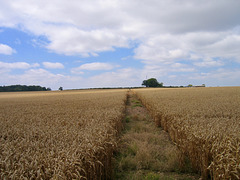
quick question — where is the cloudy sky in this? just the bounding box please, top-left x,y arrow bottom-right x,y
0,0 -> 240,89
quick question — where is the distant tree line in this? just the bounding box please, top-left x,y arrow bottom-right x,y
0,85 -> 51,92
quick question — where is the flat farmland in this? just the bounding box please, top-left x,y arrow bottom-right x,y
0,89 -> 127,179
1,87 -> 239,179
135,87 -> 240,179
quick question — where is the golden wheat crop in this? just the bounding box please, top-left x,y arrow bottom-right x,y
135,87 -> 240,180
0,89 -> 127,179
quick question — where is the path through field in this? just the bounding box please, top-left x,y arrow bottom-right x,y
113,90 -> 200,179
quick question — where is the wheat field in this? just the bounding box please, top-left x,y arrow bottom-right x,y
1,87 -> 239,179
135,87 -> 240,179
0,89 -> 127,179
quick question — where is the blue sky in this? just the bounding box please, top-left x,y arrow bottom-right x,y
0,0 -> 240,89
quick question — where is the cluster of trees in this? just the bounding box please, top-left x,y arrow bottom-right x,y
0,85 -> 51,92
142,78 -> 163,87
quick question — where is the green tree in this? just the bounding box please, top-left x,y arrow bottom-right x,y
59,87 -> 63,91
142,78 -> 163,87
142,80 -> 148,87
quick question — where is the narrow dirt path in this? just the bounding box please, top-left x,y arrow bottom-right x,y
113,90 -> 200,179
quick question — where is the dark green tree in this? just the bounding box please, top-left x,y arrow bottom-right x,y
142,78 -> 163,87
142,80 -> 148,87
59,87 -> 63,91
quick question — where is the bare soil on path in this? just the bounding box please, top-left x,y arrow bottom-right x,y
113,90 -> 200,180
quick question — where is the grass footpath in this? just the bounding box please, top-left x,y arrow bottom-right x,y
113,90 -> 200,180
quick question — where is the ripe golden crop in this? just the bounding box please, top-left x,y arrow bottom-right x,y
0,89 -> 127,179
135,87 -> 240,179
1,87 -> 239,179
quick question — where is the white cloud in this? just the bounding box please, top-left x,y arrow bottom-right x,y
121,56 -> 132,61
134,34 -> 189,64
194,60 -> 224,67
1,0 -> 239,57
119,0 -> 240,34
0,61 -> 39,69
171,63 -> 184,68
70,70 -> 84,75
0,44 -> 16,55
199,34 -> 240,61
43,62 -> 64,69
89,68 -> 141,87
45,27 -> 129,56
19,68 -> 64,85
188,68 -> 240,86
72,62 -> 116,72
134,31 -> 240,69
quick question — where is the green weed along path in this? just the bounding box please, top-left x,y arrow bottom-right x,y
113,90 -> 200,180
